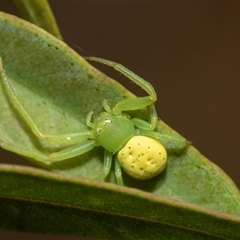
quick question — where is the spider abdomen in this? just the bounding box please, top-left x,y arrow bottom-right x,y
118,136 -> 167,180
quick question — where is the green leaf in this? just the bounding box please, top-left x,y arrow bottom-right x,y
13,0 -> 62,39
1,164 -> 240,240
0,11 -> 240,239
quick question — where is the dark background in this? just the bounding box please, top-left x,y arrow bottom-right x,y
1,2 -> 240,240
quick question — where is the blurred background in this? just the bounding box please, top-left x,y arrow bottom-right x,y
1,1 -> 240,240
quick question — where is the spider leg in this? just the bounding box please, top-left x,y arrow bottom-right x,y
114,158 -> 124,186
0,58 -> 91,143
85,57 -> 158,129
85,57 -> 157,100
1,139 -> 96,168
97,149 -> 112,181
49,140 -> 96,160
131,104 -> 158,130
137,129 -> 189,152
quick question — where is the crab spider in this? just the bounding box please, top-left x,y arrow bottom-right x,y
0,57 -> 186,185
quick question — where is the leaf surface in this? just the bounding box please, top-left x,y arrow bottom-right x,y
13,0 -> 62,39
1,164 -> 240,240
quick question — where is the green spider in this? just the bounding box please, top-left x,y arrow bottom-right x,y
0,57 -> 186,185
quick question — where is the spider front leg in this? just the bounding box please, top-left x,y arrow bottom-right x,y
0,58 -> 98,168
85,57 -> 158,129
0,58 -> 91,144
1,136 -> 96,169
